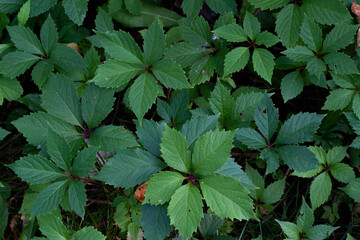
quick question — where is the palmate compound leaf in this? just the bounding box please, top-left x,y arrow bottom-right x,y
144,171 -> 185,205
168,183 -> 203,239
192,130 -> 234,175
95,149 -> 165,188
200,174 -> 256,220
8,155 -> 64,185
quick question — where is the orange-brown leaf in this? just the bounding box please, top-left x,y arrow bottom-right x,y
134,183 -> 147,203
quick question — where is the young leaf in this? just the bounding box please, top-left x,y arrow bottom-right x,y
310,172 -> 332,209
280,70 -> 303,102
205,0 -> 237,14
330,163 -> 355,184
8,155 -> 64,184
275,4 -> 302,47
235,128 -> 267,150
62,0 -> 88,25
326,146 -> 347,165
300,15 -> 322,52
72,227 -> 106,240
31,181 -> 68,217
95,149 -> 165,188
200,175 -> 255,220
160,125 -> 191,173
192,130 -> 234,175
47,128 -> 72,171
72,147 -> 99,178
89,125 -> 139,152
141,204 -> 171,240
68,180 -> 86,218
17,0 -> 30,26
223,47 -> 250,76
181,0 -> 203,18
252,48 -> 275,83
37,212 -> 69,240
168,183 -> 204,239
7,25 -> 43,55
0,51 -> 41,78
278,145 -> 318,172
152,59 -> 191,89
40,15 -> 58,54
213,24 -> 247,43
143,19 -> 165,65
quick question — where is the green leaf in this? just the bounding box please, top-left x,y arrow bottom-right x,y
200,174 -> 255,220
300,15 -> 322,52
143,19 -> 165,65
297,199 -> 314,232
31,181 -> 68,217
245,164 -> 264,199
37,212 -> 69,240
129,72 -> 161,122
330,163 -> 355,184
166,42 -> 207,67
181,0 -> 203,17
282,46 -> 315,62
97,30 -> 143,64
41,74 -> 82,126
213,24 -> 247,43
88,125 -> 139,152
0,0 -> 25,14
8,155 -> 64,184
7,25 -> 43,55
223,47 -> 250,76
276,220 -> 300,239
141,204 -> 171,240
92,60 -> 142,88
310,172 -> 332,209
136,119 -> 165,157
307,225 -> 338,240
214,12 -> 236,29
0,77 -> 23,104
72,227 -> 106,240
323,24 -> 358,53
50,44 -> 85,72
192,130 -> 234,175
189,55 -> 215,85
235,128 -> 267,150
323,52 -> 358,75
40,15 -> 58,54
81,83 -> 115,129
209,81 -> 234,123
309,146 -> 326,165
278,145 -> 318,172
326,146 -> 347,165
233,92 -> 263,122
345,112 -> 360,135
31,59 -> 54,88
180,16 -> 211,47
0,128 -> 9,141
261,179 -> 285,204
260,148 -> 280,174
255,31 -> 279,47
95,8 -> 114,33
144,171 -> 185,205
199,213 -> 224,237
168,183 -> 203,239
68,180 -> 86,218
0,51 -> 41,78
160,125 -> 191,173
124,0 -> 141,15
275,4 -> 303,47
205,0 -> 237,14
252,48 -> 275,83
152,59 -> 191,89
0,196 -> 8,238
243,12 -> 260,41
248,0 -> 290,10
29,0 -> 56,17
340,178 -> 360,202
280,70 -> 303,102
17,0 -> 30,26
47,128 -> 72,171
322,89 -> 354,111
72,147 -> 98,178
276,112 -> 324,145
62,0 -> 88,25
95,149 -> 165,188
302,0 -> 351,25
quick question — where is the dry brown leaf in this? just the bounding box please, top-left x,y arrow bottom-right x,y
134,183 -> 147,203
67,43 -> 81,55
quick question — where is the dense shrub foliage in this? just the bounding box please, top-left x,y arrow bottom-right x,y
0,0 -> 360,239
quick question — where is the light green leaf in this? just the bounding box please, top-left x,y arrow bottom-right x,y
307,225 -> 338,240
144,171 -> 185,205
8,155 -> 64,184
0,77 -> 23,104
275,112 -> 324,145
17,0 -> 30,26
322,89 -> 354,111
302,0 -> 351,25
152,59 -> 191,89
276,220 -> 300,239
200,175 -> 255,220
309,146 -> 327,165
72,147 -> 98,178
248,0 -> 290,10
47,128 -> 72,171
168,184 -> 203,239
235,128 -> 267,150
37,212 -> 69,240
62,0 -> 88,25
160,125 -> 191,173
192,130 -> 234,175
330,163 -> 355,184
205,0 -> 237,14
143,19 -> 165,65
252,48 -> 275,83
255,31 -> 279,47
300,15 -> 322,52
223,47 -> 250,76
310,172 -> 332,209
41,74 -> 82,126
95,8 -> 114,33
323,24 -> 358,53
31,59 -> 54,88
340,178 -> 360,202
72,227 -> 106,240
95,149 -> 165,188
213,24 -> 247,43
30,0 -> 57,17
129,72 -> 161,123
323,52 -> 358,75
278,145 -> 318,172
243,12 -> 260,41
88,125 -> 139,152
280,70 -> 303,103
282,46 -> 315,62
7,25 -> 43,55
297,199 -> 314,232
180,16 -> 211,46
50,44 -> 85,72
31,181 -> 68,217
181,0 -> 203,18
81,83 -> 115,129
261,179 -> 285,204
40,15 -> 58,54
0,51 -> 41,78
68,180 -> 86,218
326,146 -> 347,165
275,4 -> 302,47
97,30 -> 143,64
